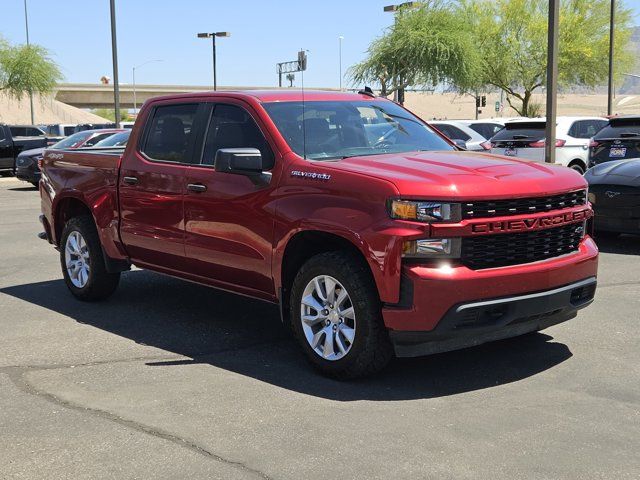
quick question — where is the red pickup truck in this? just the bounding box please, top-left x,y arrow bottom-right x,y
39,90 -> 598,378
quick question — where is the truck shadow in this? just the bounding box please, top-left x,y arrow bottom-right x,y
1,270 -> 572,401
593,234 -> 640,255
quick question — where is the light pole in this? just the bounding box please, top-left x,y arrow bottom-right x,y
23,0 -> 34,125
383,3 -> 417,104
338,36 -> 344,90
133,60 -> 162,114
109,0 -> 121,128
607,0 -> 616,116
544,0 -> 559,164
197,32 -> 231,91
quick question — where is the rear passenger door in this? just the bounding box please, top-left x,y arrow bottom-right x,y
183,101 -> 279,297
119,102 -> 203,272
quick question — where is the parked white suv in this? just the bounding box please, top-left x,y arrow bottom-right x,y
429,121 -> 491,151
489,117 -> 608,174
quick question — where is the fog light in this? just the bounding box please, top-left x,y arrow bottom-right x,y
402,238 -> 461,258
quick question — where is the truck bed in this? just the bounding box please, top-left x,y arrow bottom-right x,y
41,148 -> 125,260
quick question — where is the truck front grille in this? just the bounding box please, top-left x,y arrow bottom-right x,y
461,223 -> 584,269
462,190 -> 586,219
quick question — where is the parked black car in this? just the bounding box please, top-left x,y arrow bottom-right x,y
15,129 -> 125,186
585,158 -> 640,236
0,124 -> 48,175
588,116 -> 640,168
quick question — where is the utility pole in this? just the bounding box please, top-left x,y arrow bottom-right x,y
23,0 -> 35,125
607,0 -> 616,116
339,36 -> 344,91
109,0 -> 121,128
544,0 -> 559,164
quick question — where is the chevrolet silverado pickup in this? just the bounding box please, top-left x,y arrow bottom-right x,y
39,90 -> 599,378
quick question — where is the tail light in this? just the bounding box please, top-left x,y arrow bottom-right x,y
37,159 -> 43,170
479,141 -> 492,150
528,139 -> 566,148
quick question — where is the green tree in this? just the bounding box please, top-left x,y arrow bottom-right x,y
91,108 -> 129,122
461,0 -> 634,116
0,38 -> 63,100
349,0 -> 480,96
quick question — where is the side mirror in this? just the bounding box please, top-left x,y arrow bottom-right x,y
453,139 -> 467,149
214,148 -> 263,175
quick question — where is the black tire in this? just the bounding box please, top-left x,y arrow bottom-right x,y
595,230 -> 620,239
60,215 -> 120,301
569,162 -> 585,175
289,251 -> 393,379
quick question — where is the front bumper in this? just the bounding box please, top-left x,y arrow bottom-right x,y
15,166 -> 40,184
382,236 -> 598,354
390,277 -> 596,357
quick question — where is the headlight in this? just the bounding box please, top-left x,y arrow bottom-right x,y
389,200 -> 461,222
402,238 -> 461,258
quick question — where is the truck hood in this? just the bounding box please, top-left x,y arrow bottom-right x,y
585,158 -> 640,188
323,151 -> 586,199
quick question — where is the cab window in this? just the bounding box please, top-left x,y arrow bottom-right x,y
142,104 -> 199,163
201,104 -> 274,168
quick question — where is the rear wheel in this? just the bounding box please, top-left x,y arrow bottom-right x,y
568,161 -> 585,175
289,251 -> 393,379
60,215 -> 120,301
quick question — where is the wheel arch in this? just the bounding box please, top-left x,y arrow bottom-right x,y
53,194 -> 129,273
568,158 -> 586,173
277,229 -> 380,323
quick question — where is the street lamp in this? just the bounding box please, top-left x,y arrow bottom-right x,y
23,0 -> 34,125
197,32 -> 231,91
383,3 -> 418,104
338,36 -> 344,91
607,0 -> 616,116
109,0 -> 121,128
133,59 -> 162,113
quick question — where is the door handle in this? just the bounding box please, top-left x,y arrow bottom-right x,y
187,183 -> 207,193
123,176 -> 139,185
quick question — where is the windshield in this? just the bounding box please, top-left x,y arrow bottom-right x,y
52,131 -> 92,149
262,100 -> 454,160
93,131 -> 130,147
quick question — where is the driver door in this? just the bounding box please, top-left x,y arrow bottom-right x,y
184,101 -> 279,297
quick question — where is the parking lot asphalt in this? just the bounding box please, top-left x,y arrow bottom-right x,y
0,176 -> 638,480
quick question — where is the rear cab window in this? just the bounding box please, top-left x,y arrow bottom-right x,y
141,104 -> 199,163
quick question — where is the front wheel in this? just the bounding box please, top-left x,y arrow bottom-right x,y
289,251 -> 393,379
60,215 -> 120,301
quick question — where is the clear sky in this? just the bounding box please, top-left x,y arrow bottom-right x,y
2,0 -> 640,89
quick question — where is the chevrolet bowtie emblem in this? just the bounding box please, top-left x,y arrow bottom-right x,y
605,191 -> 621,198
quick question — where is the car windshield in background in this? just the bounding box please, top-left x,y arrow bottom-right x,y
468,123 -> 504,139
263,100 -> 454,160
594,117 -> 640,140
491,122 -> 546,142
93,131 -> 130,147
51,131 -> 92,149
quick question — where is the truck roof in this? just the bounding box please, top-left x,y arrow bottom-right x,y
147,89 -> 386,104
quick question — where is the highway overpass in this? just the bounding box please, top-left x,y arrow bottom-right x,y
54,83 -> 335,109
